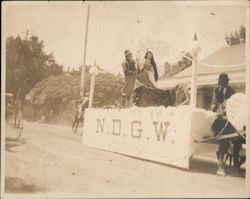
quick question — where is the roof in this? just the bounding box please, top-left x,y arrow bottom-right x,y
158,43 -> 246,88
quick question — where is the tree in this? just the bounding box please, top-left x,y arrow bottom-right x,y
239,25 -> 246,41
6,35 -> 63,96
28,71 -> 124,122
225,25 -> 245,46
164,52 -> 193,78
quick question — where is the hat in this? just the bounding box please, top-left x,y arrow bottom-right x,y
218,73 -> 229,82
124,49 -> 132,57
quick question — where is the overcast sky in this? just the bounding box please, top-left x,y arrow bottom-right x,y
3,1 -> 248,74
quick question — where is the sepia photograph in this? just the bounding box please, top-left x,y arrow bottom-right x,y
1,0 -> 250,198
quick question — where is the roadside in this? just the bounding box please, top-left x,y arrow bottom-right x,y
4,121 -> 246,197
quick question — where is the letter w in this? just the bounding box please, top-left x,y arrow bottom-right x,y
153,121 -> 170,142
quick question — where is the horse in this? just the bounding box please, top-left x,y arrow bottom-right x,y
72,110 -> 84,134
72,97 -> 89,134
211,113 -> 245,176
132,84 -> 190,107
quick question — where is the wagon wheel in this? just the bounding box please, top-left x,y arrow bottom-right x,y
224,150 -> 246,167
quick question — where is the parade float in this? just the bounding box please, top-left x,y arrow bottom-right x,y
81,33 -> 218,169
81,5 -> 248,170
81,35 -> 248,169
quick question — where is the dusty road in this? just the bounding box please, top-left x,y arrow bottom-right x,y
4,121 -> 247,198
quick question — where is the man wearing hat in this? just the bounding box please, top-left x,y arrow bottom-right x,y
211,73 -> 236,175
120,49 -> 137,106
211,73 -> 235,113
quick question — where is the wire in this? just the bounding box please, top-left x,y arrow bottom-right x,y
199,62 -> 245,68
98,63 -> 122,73
168,46 -> 194,62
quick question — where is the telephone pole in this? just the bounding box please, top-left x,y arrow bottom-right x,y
80,4 -> 91,98
21,29 -> 34,40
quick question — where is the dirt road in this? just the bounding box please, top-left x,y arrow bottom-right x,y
4,121 -> 247,198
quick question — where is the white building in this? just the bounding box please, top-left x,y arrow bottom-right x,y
158,43 -> 246,110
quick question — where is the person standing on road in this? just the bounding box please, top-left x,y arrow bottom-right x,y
120,49 -> 137,106
210,73 -> 244,176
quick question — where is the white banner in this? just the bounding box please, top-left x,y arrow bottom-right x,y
82,106 -> 192,168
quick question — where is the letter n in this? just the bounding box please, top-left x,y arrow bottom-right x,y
96,118 -> 105,133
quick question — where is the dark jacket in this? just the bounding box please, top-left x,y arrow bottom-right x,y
122,59 -> 137,77
211,85 -> 235,112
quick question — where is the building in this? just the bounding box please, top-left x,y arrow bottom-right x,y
158,43 -> 246,110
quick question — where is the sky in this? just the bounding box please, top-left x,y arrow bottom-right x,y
3,1 -> 248,75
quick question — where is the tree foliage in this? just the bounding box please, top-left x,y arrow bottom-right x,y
6,35 -> 63,95
28,71 -> 124,122
225,25 -> 245,46
164,52 -> 193,78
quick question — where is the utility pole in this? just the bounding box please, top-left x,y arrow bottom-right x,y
80,4 -> 91,98
21,29 -> 34,40
88,62 -> 99,108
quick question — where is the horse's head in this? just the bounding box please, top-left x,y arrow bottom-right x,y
132,86 -> 144,106
174,83 -> 190,106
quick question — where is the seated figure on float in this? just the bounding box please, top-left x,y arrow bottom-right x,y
136,50 -> 158,89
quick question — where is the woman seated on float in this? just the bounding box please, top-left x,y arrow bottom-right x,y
136,50 -> 158,89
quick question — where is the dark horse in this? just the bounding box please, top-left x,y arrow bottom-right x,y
72,97 -> 89,134
132,84 -> 189,107
72,110 -> 84,134
211,114 -> 245,176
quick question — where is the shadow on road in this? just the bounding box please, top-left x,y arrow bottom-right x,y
5,137 -> 28,153
5,143 -> 19,153
5,177 -> 46,193
117,151 -> 245,178
5,138 -> 19,153
189,158 -> 245,178
6,137 -> 17,142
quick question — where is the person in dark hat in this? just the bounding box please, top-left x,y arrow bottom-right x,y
120,49 -> 137,106
211,73 -> 236,176
211,73 -> 235,113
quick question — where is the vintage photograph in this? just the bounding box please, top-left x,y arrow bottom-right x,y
1,0 -> 250,198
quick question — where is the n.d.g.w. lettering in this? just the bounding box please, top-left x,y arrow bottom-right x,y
95,118 -> 171,142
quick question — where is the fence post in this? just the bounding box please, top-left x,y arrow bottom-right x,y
190,33 -> 200,109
